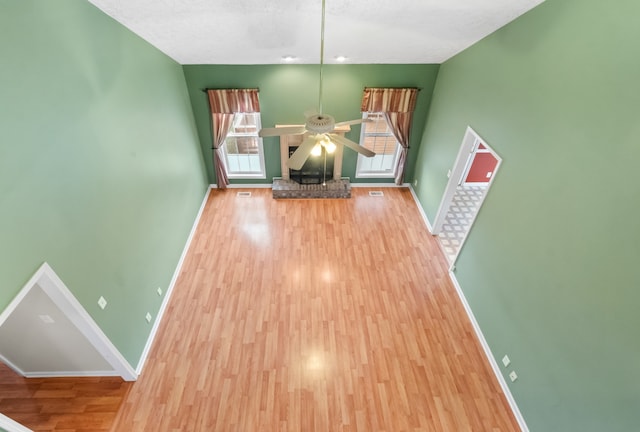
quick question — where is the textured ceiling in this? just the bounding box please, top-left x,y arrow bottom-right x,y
88,0 -> 545,65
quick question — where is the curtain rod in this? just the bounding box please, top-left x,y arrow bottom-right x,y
363,87 -> 422,91
201,87 -> 419,93
201,88 -> 260,93
201,87 -> 419,92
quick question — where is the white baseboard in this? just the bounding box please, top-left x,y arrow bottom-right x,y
225,183 -> 272,189
0,354 -> 24,377
135,185 -> 213,375
351,182 -> 411,188
448,271 -> 529,431
0,414 -> 33,432
22,370 -> 120,378
408,185 -> 434,233
0,353 -> 118,379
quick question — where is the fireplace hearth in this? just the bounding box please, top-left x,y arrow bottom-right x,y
272,178 -> 351,199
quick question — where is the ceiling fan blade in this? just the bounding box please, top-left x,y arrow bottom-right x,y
259,126 -> 306,137
328,133 -> 375,157
334,118 -> 365,128
287,135 -> 318,170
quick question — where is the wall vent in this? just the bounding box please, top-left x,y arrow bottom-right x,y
369,191 -> 384,197
236,192 -> 252,197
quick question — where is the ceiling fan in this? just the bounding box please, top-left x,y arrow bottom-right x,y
258,0 -> 375,171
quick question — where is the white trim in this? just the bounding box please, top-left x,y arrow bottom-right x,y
408,185 -> 433,233
355,112 -> 402,178
0,347 -> 119,377
226,174 -> 267,180
351,182 -> 411,188
226,183 -> 273,189
21,370 -> 120,378
354,172 -> 396,178
432,127 -> 502,265
222,113 -> 267,179
0,413 -> 33,432
433,126 -> 480,234
448,271 -> 529,432
0,354 -> 23,377
38,264 -> 138,380
0,263 -> 137,381
135,185 -> 212,375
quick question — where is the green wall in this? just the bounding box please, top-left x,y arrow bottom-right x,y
0,1 -> 208,366
413,0 -> 640,430
182,64 -> 439,184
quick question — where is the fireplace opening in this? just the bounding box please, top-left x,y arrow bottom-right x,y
289,146 -> 334,185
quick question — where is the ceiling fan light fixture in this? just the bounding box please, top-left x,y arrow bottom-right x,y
311,142 -> 323,157
324,140 -> 336,154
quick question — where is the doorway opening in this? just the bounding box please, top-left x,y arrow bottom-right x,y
432,127 -> 501,265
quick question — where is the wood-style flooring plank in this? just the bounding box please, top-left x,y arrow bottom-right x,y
0,364 -> 131,432
111,187 -> 519,431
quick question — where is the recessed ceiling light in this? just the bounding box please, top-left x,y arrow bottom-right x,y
282,55 -> 296,63
335,56 -> 347,62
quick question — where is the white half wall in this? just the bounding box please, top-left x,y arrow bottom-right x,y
0,263 -> 136,381
0,413 -> 33,432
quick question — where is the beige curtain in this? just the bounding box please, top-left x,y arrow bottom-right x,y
361,88 -> 419,185
207,89 -> 260,189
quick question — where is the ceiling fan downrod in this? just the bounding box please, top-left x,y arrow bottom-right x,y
318,0 -> 326,116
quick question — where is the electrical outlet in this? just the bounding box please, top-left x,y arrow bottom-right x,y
98,296 -> 107,310
447,169 -> 452,178
509,371 -> 518,382
413,179 -> 418,187
502,355 -> 511,367
145,312 -> 152,323
157,287 -> 163,296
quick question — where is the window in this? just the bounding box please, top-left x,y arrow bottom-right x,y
356,112 -> 401,178
221,113 -> 266,178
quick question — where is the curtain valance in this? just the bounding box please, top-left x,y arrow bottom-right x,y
360,87 -> 419,113
207,88 -> 260,113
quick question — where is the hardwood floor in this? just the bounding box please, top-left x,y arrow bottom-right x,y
1,187 -> 519,431
114,187 -> 519,431
0,363 -> 130,431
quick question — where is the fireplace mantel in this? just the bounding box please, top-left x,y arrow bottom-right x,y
276,124 -> 351,182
